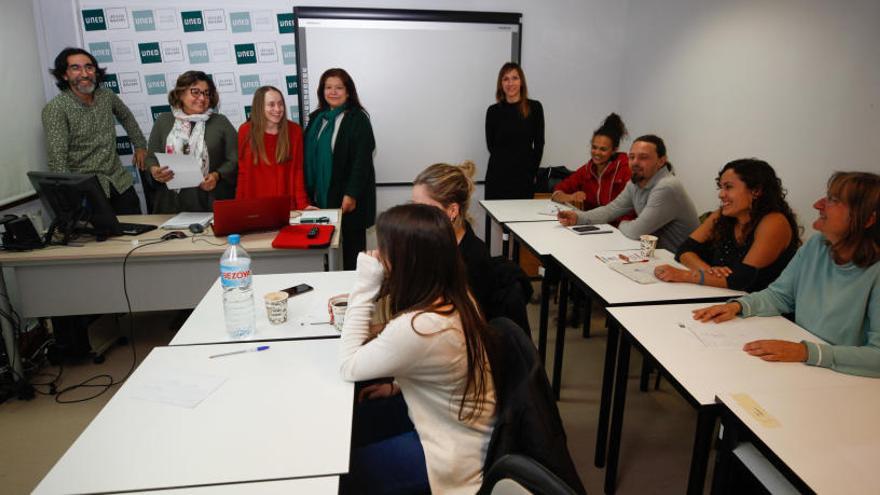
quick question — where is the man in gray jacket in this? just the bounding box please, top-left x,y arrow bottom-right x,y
558,134 -> 698,251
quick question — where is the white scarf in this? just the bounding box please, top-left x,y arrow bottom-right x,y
165,108 -> 213,177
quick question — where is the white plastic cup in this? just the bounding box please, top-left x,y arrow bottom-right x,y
264,291 -> 289,325
328,294 -> 349,332
640,234 -> 658,257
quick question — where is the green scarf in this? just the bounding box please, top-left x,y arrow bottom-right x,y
305,106 -> 345,208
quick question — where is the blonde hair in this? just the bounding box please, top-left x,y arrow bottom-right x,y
413,161 -> 477,229
248,86 -> 291,166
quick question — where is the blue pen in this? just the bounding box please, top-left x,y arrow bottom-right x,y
209,345 -> 270,359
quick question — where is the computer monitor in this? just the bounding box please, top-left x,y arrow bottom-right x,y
27,171 -> 125,243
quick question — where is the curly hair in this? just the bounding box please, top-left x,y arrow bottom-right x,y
710,158 -> 800,249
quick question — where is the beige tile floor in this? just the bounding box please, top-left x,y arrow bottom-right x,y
0,294 -> 706,494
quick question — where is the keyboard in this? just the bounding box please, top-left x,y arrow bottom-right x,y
116,222 -> 158,236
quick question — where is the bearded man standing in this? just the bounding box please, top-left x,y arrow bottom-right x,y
41,47 -> 147,214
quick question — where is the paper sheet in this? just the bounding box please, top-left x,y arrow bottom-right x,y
595,249 -> 649,264
683,317 -> 761,349
155,152 -> 204,189
124,369 -> 227,409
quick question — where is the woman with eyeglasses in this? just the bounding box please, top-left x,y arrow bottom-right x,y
145,71 -> 238,213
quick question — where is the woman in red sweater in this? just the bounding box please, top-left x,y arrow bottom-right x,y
237,86 -> 311,210
551,113 -> 633,224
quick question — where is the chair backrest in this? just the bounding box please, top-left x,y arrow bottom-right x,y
483,318 -> 587,495
482,454 -> 581,495
487,258 -> 534,336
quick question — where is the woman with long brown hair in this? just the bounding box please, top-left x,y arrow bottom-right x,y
339,203 -> 500,494
236,86 -> 310,209
484,62 -> 544,200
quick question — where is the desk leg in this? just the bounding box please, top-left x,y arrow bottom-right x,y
604,329 -> 632,495
551,276 -> 569,400
484,212 -> 492,253
0,268 -> 23,381
512,238 -> 521,264
582,293 -> 592,338
710,410 -> 739,495
595,318 -> 620,468
538,260 -> 551,364
501,226 -> 510,259
687,407 -> 717,495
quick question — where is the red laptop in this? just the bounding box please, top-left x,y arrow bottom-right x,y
212,196 -> 291,236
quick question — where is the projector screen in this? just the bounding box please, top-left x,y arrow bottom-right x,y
294,8 -> 521,185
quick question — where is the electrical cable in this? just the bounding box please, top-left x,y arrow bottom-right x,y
53,237 -> 169,403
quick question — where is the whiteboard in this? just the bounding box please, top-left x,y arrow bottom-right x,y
295,8 -> 521,185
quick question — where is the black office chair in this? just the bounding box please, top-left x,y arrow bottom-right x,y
481,454 -> 581,495
483,318 -> 586,494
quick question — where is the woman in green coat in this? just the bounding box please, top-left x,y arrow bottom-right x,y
304,68 -> 377,270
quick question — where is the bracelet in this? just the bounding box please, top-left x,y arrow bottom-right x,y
697,269 -> 705,285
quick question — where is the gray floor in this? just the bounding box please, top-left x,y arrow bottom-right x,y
0,289 -> 708,494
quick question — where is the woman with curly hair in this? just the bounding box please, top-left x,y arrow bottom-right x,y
654,158 -> 799,291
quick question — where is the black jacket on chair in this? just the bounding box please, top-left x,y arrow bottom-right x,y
482,318 -> 586,494
487,257 -> 534,336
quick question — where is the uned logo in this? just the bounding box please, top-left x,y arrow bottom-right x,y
285,75 -> 298,96
229,12 -> 252,33
151,105 -> 172,122
101,74 -> 120,94
89,42 -> 113,63
132,10 -> 156,32
187,43 -> 210,64
115,136 -> 133,155
239,75 -> 260,95
82,9 -> 107,31
181,11 -> 204,32
234,43 -> 257,65
144,74 -> 167,95
277,13 -> 295,34
138,42 -> 162,64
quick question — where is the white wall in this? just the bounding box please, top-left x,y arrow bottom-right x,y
0,1 -> 50,206
618,0 -> 880,236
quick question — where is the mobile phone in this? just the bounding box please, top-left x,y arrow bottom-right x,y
571,225 -> 600,233
282,283 -> 314,297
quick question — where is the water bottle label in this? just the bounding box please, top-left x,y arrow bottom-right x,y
220,263 -> 251,289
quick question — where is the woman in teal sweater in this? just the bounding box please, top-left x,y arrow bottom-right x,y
694,171 -> 880,377
304,68 -> 376,270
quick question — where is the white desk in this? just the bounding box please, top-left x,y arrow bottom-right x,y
505,221 -> 639,360
715,386 -> 880,495
34,340 -> 353,494
171,271 -> 356,346
135,476 -> 339,494
479,199 -> 567,254
603,304 -> 874,494
0,213 -> 341,379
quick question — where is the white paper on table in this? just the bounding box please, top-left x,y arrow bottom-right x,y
155,152 -> 203,189
683,317 -> 762,349
297,210 -> 339,223
124,368 -> 227,409
538,202 -> 573,216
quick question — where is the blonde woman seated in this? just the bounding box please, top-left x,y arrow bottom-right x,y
694,172 -> 880,377
412,161 -> 491,312
654,159 -> 799,291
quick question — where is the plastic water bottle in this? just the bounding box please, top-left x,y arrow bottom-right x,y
220,234 -> 256,339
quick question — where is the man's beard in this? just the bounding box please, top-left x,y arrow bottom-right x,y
73,77 -> 96,94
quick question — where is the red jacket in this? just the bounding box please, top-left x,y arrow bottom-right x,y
554,152 -> 634,222
236,121 -> 310,210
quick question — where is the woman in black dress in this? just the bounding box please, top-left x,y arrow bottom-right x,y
484,62 -> 544,199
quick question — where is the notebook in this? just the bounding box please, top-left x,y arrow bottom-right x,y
211,196 -> 291,237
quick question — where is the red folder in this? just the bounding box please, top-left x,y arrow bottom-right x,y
271,224 -> 335,249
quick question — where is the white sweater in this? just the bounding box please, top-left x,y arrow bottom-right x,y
339,254 -> 496,494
